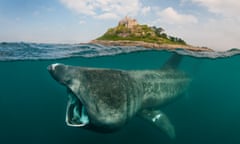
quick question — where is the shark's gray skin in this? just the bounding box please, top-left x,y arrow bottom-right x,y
48,54 -> 190,139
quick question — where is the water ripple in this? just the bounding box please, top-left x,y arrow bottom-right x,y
0,42 -> 239,61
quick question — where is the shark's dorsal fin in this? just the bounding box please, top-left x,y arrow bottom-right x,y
138,109 -> 175,139
161,53 -> 182,70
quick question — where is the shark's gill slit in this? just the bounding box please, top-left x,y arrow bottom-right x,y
66,90 -> 89,127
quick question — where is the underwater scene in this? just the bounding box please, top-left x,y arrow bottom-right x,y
0,42 -> 240,144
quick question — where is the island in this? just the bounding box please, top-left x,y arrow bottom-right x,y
89,16 -> 213,52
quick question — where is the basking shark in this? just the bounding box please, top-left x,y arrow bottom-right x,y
48,54 -> 190,139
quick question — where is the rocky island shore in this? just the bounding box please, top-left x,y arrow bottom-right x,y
89,16 -> 213,52
90,40 -> 212,52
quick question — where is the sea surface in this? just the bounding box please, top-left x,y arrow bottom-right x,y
0,42 -> 240,144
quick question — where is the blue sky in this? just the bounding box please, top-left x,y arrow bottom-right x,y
0,0 -> 239,51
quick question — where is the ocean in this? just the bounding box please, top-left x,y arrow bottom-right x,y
0,42 -> 240,144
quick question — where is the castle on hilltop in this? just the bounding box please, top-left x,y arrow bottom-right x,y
118,16 -> 138,29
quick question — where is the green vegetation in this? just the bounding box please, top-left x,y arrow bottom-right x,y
97,24 -> 187,45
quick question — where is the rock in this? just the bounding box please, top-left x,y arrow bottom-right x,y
89,40 -> 213,52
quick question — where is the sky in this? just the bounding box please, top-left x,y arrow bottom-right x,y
0,0 -> 239,51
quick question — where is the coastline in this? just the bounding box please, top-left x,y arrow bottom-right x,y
89,40 -> 214,52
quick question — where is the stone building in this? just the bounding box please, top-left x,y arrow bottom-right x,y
118,16 -> 138,29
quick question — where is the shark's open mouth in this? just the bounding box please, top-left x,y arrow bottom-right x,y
66,90 -> 89,127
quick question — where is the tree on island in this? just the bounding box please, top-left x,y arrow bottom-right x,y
97,16 -> 187,45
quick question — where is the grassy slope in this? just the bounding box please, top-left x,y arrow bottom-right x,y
97,24 -> 187,45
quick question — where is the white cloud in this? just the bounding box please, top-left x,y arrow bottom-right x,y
176,0 -> 240,50
157,7 -> 198,24
79,20 -> 86,24
187,19 -> 240,51
95,13 -> 119,20
142,6 -> 151,15
60,0 -> 96,15
156,16 -> 240,51
189,0 -> 240,19
60,0 -> 151,19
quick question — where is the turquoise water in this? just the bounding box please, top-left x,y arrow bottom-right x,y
0,43 -> 240,144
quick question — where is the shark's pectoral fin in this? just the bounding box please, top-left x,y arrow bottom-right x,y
138,109 -> 176,139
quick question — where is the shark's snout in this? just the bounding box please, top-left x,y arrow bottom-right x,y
47,63 -> 61,72
47,63 -> 67,84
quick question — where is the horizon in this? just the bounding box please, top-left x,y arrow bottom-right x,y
0,0 -> 240,51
